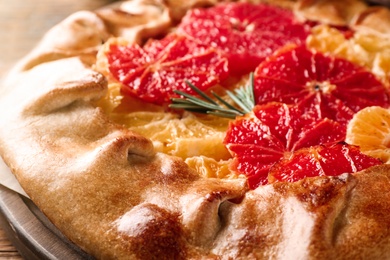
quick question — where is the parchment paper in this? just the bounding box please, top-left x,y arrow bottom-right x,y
0,157 -> 29,198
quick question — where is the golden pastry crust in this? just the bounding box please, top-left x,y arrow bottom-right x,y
352,6 -> 390,35
1,0 -> 390,259
295,0 -> 368,25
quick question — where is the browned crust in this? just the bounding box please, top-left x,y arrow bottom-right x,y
1,0 -> 390,259
295,0 -> 368,25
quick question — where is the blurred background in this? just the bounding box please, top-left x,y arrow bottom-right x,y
1,0 -> 388,78
0,0 -> 116,78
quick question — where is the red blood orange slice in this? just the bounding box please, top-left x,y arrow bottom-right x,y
225,46 -> 389,189
268,143 -> 382,183
254,45 -> 390,122
177,2 -> 310,76
107,34 -> 228,105
224,102 -> 346,189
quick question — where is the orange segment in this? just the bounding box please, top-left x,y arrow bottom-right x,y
93,82 -> 123,114
109,111 -> 231,160
185,156 -> 235,179
346,106 -> 390,163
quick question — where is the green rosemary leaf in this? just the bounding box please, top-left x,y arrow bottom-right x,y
211,91 -> 244,114
169,103 -> 205,110
207,111 -> 238,119
185,81 -> 219,106
226,90 -> 252,114
170,98 -> 195,104
174,90 -> 221,110
248,73 -> 255,105
169,72 -> 256,119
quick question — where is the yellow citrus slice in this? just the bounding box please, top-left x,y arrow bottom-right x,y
346,106 -> 390,163
185,156 -> 236,179
94,82 -> 123,114
109,111 -> 232,161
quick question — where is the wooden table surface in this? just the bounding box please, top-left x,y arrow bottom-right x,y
0,1 -> 116,258
0,228 -> 20,259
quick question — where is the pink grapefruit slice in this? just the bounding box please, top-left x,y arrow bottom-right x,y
225,46 -> 389,189
177,2 -> 310,76
254,45 -> 390,124
268,143 -> 382,183
107,34 -> 229,105
224,102 -> 346,189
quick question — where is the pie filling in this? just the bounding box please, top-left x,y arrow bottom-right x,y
94,2 -> 390,189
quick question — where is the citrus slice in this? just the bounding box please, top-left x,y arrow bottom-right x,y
346,106 -> 390,163
307,24 -> 390,83
110,111 -> 231,160
224,102 -> 345,188
106,34 -> 229,105
254,45 -> 390,119
177,2 -> 310,76
268,143 -> 382,183
185,156 -> 234,179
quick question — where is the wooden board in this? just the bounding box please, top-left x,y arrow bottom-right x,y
0,228 -> 21,259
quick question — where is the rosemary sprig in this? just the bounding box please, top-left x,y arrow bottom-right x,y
169,73 -> 256,119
